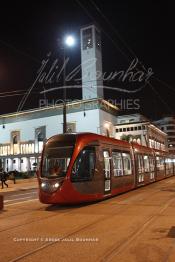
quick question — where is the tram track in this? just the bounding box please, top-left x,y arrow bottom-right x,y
7,203 -> 128,262
1,177 -> 174,262
0,202 -> 85,234
0,184 -> 164,235
1,180 -> 164,233
99,196 -> 175,262
7,192 -> 175,262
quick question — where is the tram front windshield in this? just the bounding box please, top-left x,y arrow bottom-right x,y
42,145 -> 74,178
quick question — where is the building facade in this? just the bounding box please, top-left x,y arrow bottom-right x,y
0,99 -> 118,172
154,116 -> 175,154
115,114 -> 167,151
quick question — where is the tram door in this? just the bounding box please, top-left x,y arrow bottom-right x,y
103,150 -> 111,193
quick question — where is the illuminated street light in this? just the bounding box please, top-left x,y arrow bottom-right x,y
64,35 -> 75,47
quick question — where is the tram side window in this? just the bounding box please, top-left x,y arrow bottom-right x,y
71,147 -> 95,181
112,151 -> 123,176
156,157 -> 165,171
122,153 -> 132,175
137,154 -> 144,173
166,159 -> 173,170
144,155 -> 150,172
165,159 -> 170,170
149,157 -> 155,172
103,151 -> 111,179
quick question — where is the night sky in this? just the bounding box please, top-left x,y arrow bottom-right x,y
0,0 -> 174,120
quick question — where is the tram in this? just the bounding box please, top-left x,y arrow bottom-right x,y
37,133 -> 175,204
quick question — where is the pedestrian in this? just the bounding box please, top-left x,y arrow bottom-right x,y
0,168 -> 8,189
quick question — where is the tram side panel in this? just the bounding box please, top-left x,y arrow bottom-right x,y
71,145 -> 104,197
132,144 -> 156,188
155,152 -> 166,181
106,144 -> 135,196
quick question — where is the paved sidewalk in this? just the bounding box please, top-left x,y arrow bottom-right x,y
0,177 -> 38,193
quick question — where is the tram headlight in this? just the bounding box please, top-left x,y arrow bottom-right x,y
40,181 -> 62,193
54,182 -> 60,188
41,182 -> 46,188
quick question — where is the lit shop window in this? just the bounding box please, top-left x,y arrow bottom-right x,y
0,146 -> 10,156
20,143 -> 34,154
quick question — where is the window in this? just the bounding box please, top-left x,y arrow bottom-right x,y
167,132 -> 175,136
36,129 -> 45,154
119,128 -> 122,132
142,125 -> 146,130
13,135 -> 18,144
144,155 -> 150,172
82,28 -> 93,50
137,154 -> 144,173
168,138 -> 175,142
130,127 -> 134,131
123,128 -> 126,132
71,147 -> 95,181
67,122 -> 76,133
167,126 -> 175,130
138,126 -> 142,130
120,120 -> 125,124
134,126 -> 138,131
127,127 -> 130,131
149,157 -> 155,172
165,159 -> 173,170
156,156 -> 165,171
38,132 -> 44,142
103,151 -> 111,179
116,129 -> 119,132
42,145 -> 74,178
167,121 -> 175,125
122,153 -> 132,175
112,151 -> 123,176
95,29 -> 101,49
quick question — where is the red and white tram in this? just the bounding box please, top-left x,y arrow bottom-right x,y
37,133 -> 175,204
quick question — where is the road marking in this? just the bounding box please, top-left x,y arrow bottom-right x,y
4,196 -> 33,203
6,192 -> 37,198
5,198 -> 39,206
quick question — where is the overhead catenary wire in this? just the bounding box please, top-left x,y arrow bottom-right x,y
90,0 -> 175,94
75,0 -> 174,114
0,39 -> 40,64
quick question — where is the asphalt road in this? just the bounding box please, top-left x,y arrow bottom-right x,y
2,189 -> 38,206
1,177 -> 175,262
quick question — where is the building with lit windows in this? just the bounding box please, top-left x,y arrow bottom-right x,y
154,116 -> 175,154
0,99 -> 118,172
115,114 -> 167,150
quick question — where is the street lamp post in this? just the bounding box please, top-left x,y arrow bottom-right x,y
62,35 -> 75,134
